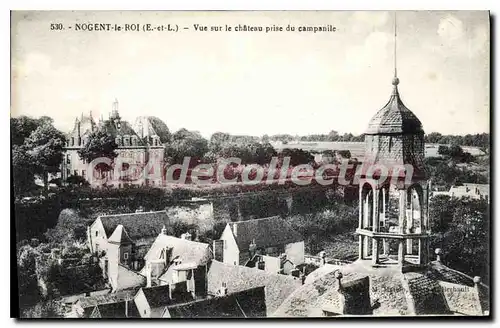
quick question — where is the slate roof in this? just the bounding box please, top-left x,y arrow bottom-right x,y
89,301 -> 138,318
228,216 -> 303,252
100,119 -> 145,143
133,116 -> 171,144
273,260 -> 489,317
143,234 -> 211,266
140,282 -> 194,317
166,286 -> 267,318
108,224 -> 133,245
77,288 -> 138,309
98,210 -> 169,240
207,260 -> 301,315
365,80 -> 424,135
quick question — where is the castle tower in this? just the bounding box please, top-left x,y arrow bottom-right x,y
356,14 -> 430,268
111,98 -> 121,120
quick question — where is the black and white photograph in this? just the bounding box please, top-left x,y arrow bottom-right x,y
11,10 -> 491,318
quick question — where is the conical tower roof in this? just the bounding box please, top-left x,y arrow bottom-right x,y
365,77 -> 424,135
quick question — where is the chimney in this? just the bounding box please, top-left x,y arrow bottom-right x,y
218,282 -> 228,296
232,223 -> 237,237
161,225 -> 167,235
181,232 -> 192,241
435,248 -> 442,263
146,262 -> 152,287
319,251 -> 327,266
136,206 -> 144,213
249,239 -> 257,258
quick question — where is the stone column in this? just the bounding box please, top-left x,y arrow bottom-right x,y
398,240 -> 405,265
358,235 -> 364,260
372,189 -> 380,265
358,187 -> 363,229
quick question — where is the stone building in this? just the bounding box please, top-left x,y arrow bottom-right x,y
61,99 -> 169,187
272,73 -> 489,317
215,216 -> 304,267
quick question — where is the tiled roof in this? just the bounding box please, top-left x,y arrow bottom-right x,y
77,288 -> 138,309
140,281 -> 194,317
166,286 -> 267,318
141,285 -> 171,308
100,119 -> 144,143
273,262 -> 410,317
274,260 -> 489,317
228,216 -> 303,252
98,211 -> 169,240
404,273 -> 451,315
144,234 -> 211,266
133,116 -> 170,144
89,301 -> 136,318
365,83 -> 423,135
207,260 -> 301,315
108,225 -> 133,245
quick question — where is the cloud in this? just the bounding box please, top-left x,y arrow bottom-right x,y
436,15 -> 488,57
438,15 -> 465,41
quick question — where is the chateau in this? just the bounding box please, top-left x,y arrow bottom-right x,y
61,100 -> 170,187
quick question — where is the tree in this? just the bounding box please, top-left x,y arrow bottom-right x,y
280,148 -> 315,166
24,123 -> 66,192
12,145 -> 38,194
77,130 -> 118,163
165,128 -> 209,165
11,116 -> 41,146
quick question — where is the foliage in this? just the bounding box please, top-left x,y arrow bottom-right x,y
437,145 -> 474,163
165,128 -> 209,165
280,148 -> 315,166
66,174 -> 89,186
12,116 -> 66,193
426,132 -> 489,149
12,145 -> 38,194
429,195 -> 489,283
424,157 -> 488,188
77,129 -> 118,166
17,245 -> 41,308
21,300 -> 64,318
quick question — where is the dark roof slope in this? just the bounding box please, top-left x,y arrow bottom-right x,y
207,260 -> 301,315
100,119 -> 144,143
228,216 -> 303,252
365,81 -> 424,135
167,287 -> 267,318
98,211 -> 169,240
77,288 -> 138,309
108,225 -> 134,245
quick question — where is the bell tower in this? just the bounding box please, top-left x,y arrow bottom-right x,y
356,13 -> 431,268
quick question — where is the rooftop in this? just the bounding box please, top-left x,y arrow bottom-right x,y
207,260 -> 301,315
228,216 -> 303,252
365,78 -> 424,135
273,259 -> 489,317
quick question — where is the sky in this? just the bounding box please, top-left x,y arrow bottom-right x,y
11,11 -> 490,138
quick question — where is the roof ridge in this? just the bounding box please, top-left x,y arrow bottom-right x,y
160,235 -> 210,247
230,215 -> 282,224
98,210 -> 167,219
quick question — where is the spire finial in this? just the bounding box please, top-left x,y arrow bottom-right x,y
392,11 -> 399,88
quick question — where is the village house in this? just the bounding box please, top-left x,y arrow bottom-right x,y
133,282 -> 194,318
206,260 -> 302,316
432,183 -> 489,202
140,229 -> 212,297
214,216 -> 305,267
71,288 -> 139,318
